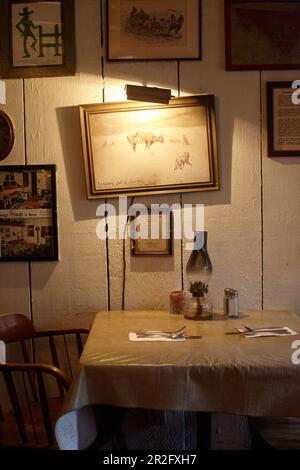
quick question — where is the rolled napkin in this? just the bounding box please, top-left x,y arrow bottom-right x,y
236,326 -> 298,338
129,332 -> 186,342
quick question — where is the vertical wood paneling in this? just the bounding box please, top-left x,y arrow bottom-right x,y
23,0 -> 107,329
104,60 -> 180,310
262,71 -> 300,315
180,0 -> 262,310
0,80 -> 30,315
107,195 -> 182,311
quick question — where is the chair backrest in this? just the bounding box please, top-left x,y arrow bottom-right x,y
0,313 -> 36,343
0,362 -> 71,448
0,313 -> 89,446
0,312 -> 89,380
0,314 -> 38,397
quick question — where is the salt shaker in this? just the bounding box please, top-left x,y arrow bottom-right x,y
224,288 -> 239,318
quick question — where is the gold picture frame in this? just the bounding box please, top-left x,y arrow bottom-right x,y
79,95 -> 219,199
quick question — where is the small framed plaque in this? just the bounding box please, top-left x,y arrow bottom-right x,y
131,209 -> 173,256
267,81 -> 300,157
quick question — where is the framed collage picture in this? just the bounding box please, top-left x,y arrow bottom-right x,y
0,0 -> 75,78
0,165 -> 58,261
107,0 -> 201,61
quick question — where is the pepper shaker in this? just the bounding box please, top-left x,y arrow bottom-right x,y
224,288 -> 239,318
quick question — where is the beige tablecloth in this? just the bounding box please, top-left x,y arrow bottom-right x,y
55,309 -> 300,449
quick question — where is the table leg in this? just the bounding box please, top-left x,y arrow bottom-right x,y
197,412 -> 211,450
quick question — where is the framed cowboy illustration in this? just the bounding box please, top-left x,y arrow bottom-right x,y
106,0 -> 202,61
0,165 -> 58,261
79,95 -> 219,199
0,0 -> 75,78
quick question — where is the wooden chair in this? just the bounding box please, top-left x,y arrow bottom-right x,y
0,313 -> 89,449
249,416 -> 300,450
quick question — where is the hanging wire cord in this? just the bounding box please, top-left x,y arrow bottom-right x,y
122,197 -> 135,310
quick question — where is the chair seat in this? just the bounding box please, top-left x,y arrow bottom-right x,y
0,397 -> 64,449
251,417 -> 300,450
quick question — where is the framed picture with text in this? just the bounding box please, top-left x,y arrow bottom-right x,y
107,0 -> 201,61
267,81 -> 300,157
0,165 -> 58,261
225,0 -> 300,70
0,0 -> 75,78
130,208 -> 173,256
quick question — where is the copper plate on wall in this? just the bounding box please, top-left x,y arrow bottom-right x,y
0,110 -> 15,161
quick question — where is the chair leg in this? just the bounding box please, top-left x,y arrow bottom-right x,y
197,412 -> 211,450
248,418 -> 277,450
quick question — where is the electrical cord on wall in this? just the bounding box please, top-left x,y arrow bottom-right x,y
122,196 -> 135,310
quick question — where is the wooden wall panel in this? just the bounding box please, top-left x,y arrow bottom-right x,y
23,0 -> 107,329
262,71 -> 300,315
180,0 -> 262,310
0,80 -> 30,315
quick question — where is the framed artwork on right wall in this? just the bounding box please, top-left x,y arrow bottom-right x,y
225,0 -> 300,70
267,81 -> 300,157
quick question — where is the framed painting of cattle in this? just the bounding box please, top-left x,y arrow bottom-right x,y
106,0 -> 201,61
79,95 -> 219,199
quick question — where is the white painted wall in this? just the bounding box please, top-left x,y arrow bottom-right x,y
0,0 -> 299,328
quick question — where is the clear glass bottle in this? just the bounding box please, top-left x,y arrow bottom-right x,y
184,231 -> 213,320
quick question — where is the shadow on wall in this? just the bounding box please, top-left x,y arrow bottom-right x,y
103,61 -> 179,99
56,105 -> 100,222
268,157 -> 300,166
130,253 -> 175,273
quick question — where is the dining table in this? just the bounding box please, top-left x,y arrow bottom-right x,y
55,309 -> 300,450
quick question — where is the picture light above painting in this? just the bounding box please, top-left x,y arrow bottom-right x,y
106,0 -> 202,61
79,95 -> 219,199
0,0 -> 75,78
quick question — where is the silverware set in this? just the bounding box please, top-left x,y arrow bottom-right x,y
133,324 -> 292,340
135,325 -> 186,339
235,324 -> 290,336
